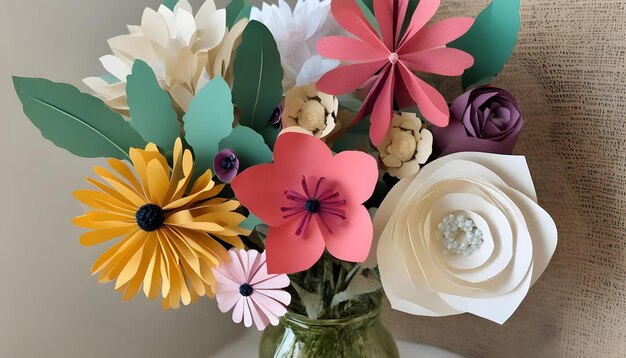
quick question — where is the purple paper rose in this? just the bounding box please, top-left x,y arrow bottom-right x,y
213,148 -> 239,183
431,86 -> 523,156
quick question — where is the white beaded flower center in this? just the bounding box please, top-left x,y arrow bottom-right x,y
438,214 -> 484,256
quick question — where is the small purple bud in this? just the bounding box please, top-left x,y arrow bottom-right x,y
213,148 -> 240,183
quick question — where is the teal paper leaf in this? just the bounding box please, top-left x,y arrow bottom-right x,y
183,76 -> 235,176
232,20 -> 283,149
163,0 -> 178,11
126,60 -> 180,153
13,77 -> 147,161
219,125 -> 273,171
226,0 -> 251,28
240,212 -> 263,232
449,0 -> 521,90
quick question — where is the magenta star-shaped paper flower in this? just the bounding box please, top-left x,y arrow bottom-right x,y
316,0 -> 475,146
231,133 -> 378,274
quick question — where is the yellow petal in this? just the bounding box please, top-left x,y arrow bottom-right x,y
86,211 -> 135,224
79,225 -> 136,246
87,177 -> 145,208
143,246 -> 161,300
98,232 -> 149,282
94,166 -> 147,202
73,189 -> 136,212
146,158 -> 170,206
107,158 -> 145,196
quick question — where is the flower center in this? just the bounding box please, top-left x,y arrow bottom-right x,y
298,101 -> 327,132
135,204 -> 164,232
304,199 -> 321,213
221,156 -> 237,170
438,214 -> 483,256
281,177 -> 347,236
270,104 -> 283,126
239,283 -> 254,297
388,52 -> 399,64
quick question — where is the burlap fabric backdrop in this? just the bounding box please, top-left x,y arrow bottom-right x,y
381,1 -> 626,357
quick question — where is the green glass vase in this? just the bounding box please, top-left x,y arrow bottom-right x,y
259,304 -> 399,358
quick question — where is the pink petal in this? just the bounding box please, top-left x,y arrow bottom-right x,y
397,63 -> 449,127
242,297 -> 253,327
324,205 -> 373,263
250,296 -> 280,326
231,163 -> 295,227
212,268 -> 241,289
244,249 -> 259,282
256,289 -> 292,306
401,48 -> 474,76
331,0 -> 388,51
250,273 -> 291,289
369,63 -> 396,146
373,0 -> 396,49
398,0 -> 441,47
265,218 -> 326,274
317,36 -> 388,61
399,17 -> 474,54
350,64 -> 392,126
394,66 -> 416,108
216,291 -> 241,313
330,151 -> 378,205
246,251 -> 267,284
228,249 -> 247,283
232,297 -> 245,323
252,291 -> 288,318
247,298 -> 271,330
395,0 -> 410,47
316,60 -> 387,95
273,132 -> 333,175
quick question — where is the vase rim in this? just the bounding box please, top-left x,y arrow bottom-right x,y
283,305 -> 382,327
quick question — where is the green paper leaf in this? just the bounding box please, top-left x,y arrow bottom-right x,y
449,0 -> 521,90
184,76 -> 235,176
127,60 -> 180,153
219,125 -> 273,172
291,282 -> 324,320
331,270 -> 382,308
232,20 -> 283,149
13,77 -> 147,161
163,0 -> 178,11
226,0 -> 251,28
240,213 -> 263,232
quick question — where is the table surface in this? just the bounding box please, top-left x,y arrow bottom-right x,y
211,330 -> 463,357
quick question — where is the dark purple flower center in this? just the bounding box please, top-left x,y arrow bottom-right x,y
135,204 -> 164,232
239,283 -> 253,297
221,156 -> 237,170
281,177 -> 347,236
270,104 -> 283,126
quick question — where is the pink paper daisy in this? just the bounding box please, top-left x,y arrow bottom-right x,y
212,249 -> 291,331
316,0 -> 475,146
231,133 -> 378,274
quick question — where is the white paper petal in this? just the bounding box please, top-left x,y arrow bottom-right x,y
99,55 -> 131,81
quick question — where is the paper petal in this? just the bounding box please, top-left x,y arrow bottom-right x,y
401,48 -> 474,76
316,60 -> 387,95
398,0 -> 440,46
317,36 -> 388,61
399,17 -> 474,54
397,63 -> 449,127
323,205 -> 373,263
330,0 -> 387,51
265,219 -> 326,274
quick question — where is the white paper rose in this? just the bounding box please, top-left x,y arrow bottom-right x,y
365,152 -> 557,324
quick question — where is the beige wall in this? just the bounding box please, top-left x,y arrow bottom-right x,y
0,1 -> 246,357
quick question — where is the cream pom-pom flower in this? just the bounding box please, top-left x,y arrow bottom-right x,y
83,0 -> 247,115
366,152 -> 557,324
283,84 -> 339,139
250,0 -> 341,93
377,112 -> 433,179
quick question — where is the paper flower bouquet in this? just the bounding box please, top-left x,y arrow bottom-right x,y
13,0 -> 557,356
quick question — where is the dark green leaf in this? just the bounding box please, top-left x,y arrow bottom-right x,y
449,0 -> 521,89
232,20 -> 283,149
226,0 -> 251,28
13,77 -> 147,161
183,76 -> 235,176
126,60 -> 180,153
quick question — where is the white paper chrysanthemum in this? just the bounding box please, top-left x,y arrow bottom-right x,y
365,152 -> 557,324
250,0 -> 341,93
83,0 -> 246,115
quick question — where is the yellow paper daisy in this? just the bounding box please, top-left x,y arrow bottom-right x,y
73,138 -> 249,309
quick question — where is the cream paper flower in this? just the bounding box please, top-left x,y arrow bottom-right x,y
378,112 -> 433,179
83,0 -> 247,115
283,84 -> 338,139
250,0 -> 341,93
366,152 -> 557,324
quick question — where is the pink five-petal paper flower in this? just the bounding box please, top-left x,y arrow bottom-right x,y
316,0 -> 475,146
212,249 -> 291,331
231,132 -> 378,274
